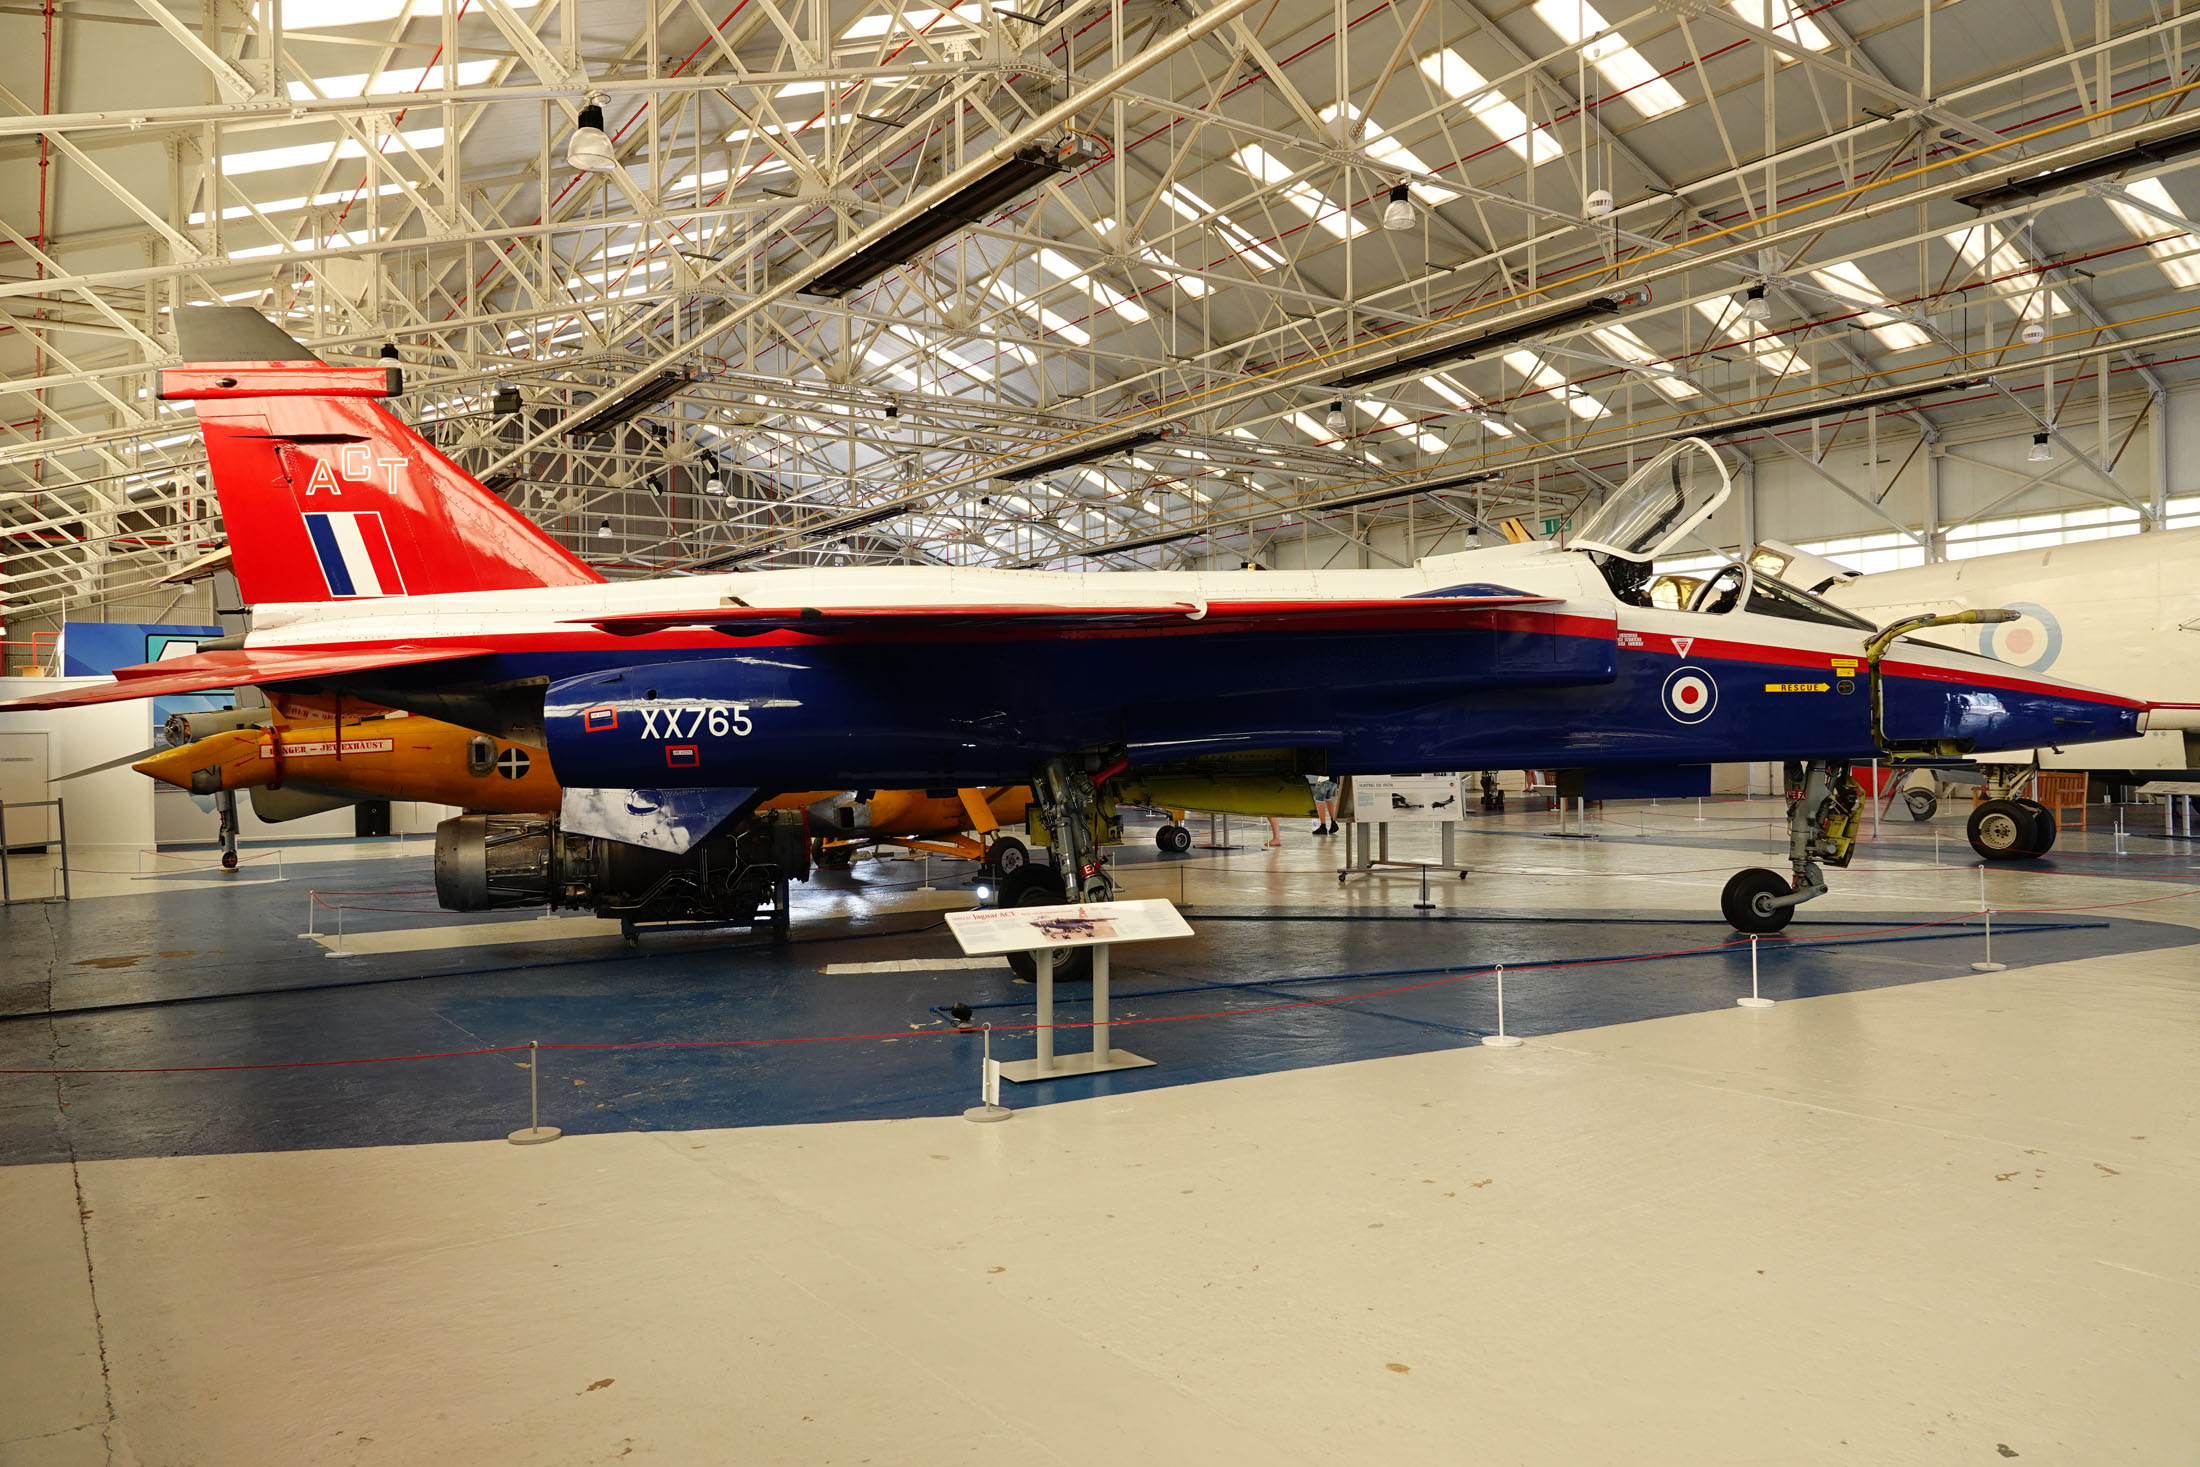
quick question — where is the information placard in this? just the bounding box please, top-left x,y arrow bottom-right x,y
945,898 -> 1193,955
1345,774 -> 1468,822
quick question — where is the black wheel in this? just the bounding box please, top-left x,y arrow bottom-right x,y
1155,823 -> 1192,853
220,850 -> 239,870
997,865 -> 1093,984
810,837 -> 853,870
987,835 -> 1029,877
2014,798 -> 2058,854
1968,799 -> 2043,862
1902,787 -> 1938,822
1721,868 -> 1796,934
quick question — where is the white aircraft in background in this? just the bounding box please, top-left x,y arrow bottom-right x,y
1753,527 -> 2200,854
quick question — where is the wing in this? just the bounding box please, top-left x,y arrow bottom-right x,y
0,645 -> 492,712
576,590 -> 1561,638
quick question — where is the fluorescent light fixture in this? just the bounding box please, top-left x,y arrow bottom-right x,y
806,142 -> 1071,298
1591,325 -> 1700,400
1417,49 -> 1564,164
285,59 -> 498,101
1532,0 -> 1686,118
1943,225 -> 2068,320
1728,0 -> 1831,51
1233,143 -> 1368,240
1503,349 -> 1609,418
1805,261 -> 1931,350
2103,178 -> 2200,289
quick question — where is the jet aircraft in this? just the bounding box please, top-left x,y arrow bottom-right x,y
4,309 -> 2175,937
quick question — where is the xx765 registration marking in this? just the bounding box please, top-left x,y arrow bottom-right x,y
640,703 -> 752,738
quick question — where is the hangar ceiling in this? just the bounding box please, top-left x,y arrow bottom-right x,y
4,0 -> 2199,622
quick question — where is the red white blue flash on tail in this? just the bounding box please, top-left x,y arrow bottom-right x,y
303,511 -> 406,598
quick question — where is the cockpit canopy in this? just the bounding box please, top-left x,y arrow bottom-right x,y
1570,438 -> 1732,563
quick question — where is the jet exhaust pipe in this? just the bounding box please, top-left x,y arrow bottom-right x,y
434,811 -> 810,926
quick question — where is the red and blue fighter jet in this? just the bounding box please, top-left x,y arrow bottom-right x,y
8,309 -> 2172,935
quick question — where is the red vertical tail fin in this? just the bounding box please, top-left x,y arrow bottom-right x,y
169,308 -> 602,604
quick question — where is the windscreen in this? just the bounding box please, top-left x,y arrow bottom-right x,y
1571,438 -> 1732,562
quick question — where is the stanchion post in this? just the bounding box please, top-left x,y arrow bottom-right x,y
304,891 -> 317,939
508,1040 -> 562,1144
919,855 -> 933,893
1738,935 -> 1775,1008
964,1024 -> 1011,1122
1414,863 -> 1433,912
1482,963 -> 1523,1048
1971,908 -> 2007,972
1034,948 -> 1055,1075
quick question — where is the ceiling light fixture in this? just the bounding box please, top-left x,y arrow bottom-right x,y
1382,184 -> 1416,231
568,92 -> 618,173
1326,401 -> 1349,432
1740,284 -> 1771,322
2028,432 -> 2052,462
597,518 -> 613,539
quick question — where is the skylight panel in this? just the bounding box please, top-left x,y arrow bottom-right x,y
1232,144 -> 1368,240
279,0 -> 537,29
1531,0 -> 1686,118
1728,0 -> 1831,50
1416,50 -> 1564,164
1805,261 -> 1931,350
285,60 -> 497,101
1358,398 -> 1449,453
1160,183 -> 1286,269
1943,225 -> 2068,320
220,128 -> 444,176
1690,299 -> 1807,378
1420,373 -> 1517,435
231,228 -> 377,259
2103,178 -> 2200,289
1503,349 -> 1608,418
839,2 -> 998,41
1591,325 -> 1701,400
189,183 -> 405,224
1035,247 -> 1150,323
1318,104 -> 1463,203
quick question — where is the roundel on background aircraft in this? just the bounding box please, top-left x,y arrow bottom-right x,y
1661,666 -> 1719,724
1976,601 -> 2062,672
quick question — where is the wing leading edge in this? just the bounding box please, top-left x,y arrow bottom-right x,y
0,646 -> 492,712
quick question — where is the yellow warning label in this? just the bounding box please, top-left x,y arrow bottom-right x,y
1764,683 -> 1831,694
1829,659 -> 1859,674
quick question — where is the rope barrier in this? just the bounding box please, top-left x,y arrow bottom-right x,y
7,885 -> 2190,1078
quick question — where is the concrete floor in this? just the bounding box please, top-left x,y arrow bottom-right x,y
4,801 -> 2197,1463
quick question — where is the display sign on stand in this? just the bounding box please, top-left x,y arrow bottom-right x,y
945,898 -> 1191,1083
1337,774 -> 1477,886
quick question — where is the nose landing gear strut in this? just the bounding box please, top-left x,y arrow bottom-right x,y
1722,760 -> 1863,935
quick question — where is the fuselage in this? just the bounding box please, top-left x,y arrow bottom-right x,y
232,541 -> 2145,791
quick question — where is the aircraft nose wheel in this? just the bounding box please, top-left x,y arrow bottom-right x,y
1155,823 -> 1192,853
1721,868 -> 1796,934
1902,787 -> 1938,822
987,835 -> 1029,877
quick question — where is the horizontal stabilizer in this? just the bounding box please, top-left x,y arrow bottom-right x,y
559,785 -> 760,854
0,645 -> 491,713
576,592 -> 1560,639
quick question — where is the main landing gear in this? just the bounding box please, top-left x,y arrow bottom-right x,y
997,754 -> 1120,983
1722,760 -> 1863,935
1963,766 -> 2060,862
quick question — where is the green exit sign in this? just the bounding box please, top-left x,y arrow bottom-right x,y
1542,515 -> 1571,535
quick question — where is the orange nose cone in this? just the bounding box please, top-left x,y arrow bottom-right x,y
132,743 -> 202,790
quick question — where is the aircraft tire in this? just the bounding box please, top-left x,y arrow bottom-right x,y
811,837 -> 853,870
999,865 -> 1092,985
1967,799 -> 2043,862
1721,868 -> 1796,934
2014,798 -> 2058,854
1902,787 -> 1938,822
987,836 -> 1029,877
1155,823 -> 1192,853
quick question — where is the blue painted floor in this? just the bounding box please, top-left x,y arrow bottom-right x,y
3,823 -> 2194,1165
